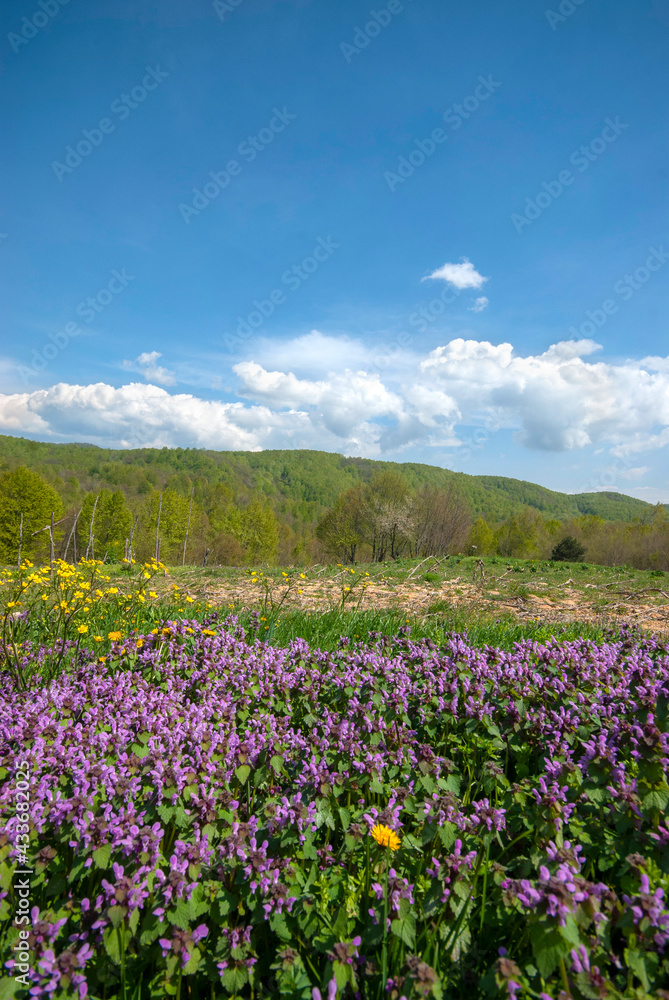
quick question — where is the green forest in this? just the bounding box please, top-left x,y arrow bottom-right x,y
0,433 -> 667,568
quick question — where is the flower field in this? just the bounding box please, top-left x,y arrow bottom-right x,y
2,563 -> 669,998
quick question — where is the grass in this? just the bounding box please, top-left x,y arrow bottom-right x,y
233,605 -> 612,652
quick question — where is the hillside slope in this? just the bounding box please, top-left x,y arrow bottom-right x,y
0,434 -> 658,525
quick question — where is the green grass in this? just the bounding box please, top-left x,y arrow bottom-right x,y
232,605 -> 612,652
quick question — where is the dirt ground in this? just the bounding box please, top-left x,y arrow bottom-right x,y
171,565 -> 669,636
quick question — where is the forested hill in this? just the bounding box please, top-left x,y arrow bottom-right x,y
0,433 -> 656,525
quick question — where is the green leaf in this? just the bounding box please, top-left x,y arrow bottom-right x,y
530,921 -> 571,978
108,904 -> 126,929
235,764 -> 251,785
168,898 -> 192,930
128,907 -> 140,934
222,966 -> 248,992
642,788 -> 669,813
391,909 -> 416,949
624,947 -> 650,993
0,977 -> 21,999
103,925 -> 121,964
270,754 -> 285,774
92,843 -> 112,869
270,911 -> 292,941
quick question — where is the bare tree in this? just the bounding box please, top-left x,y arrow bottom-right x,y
412,485 -> 471,556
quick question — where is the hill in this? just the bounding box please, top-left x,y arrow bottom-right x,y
0,434 -> 658,526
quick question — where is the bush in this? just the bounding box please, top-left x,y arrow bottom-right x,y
551,535 -> 586,562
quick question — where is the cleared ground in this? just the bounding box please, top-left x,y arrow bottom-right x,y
140,555 -> 669,636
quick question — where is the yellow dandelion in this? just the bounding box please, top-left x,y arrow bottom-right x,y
149,591 -> 157,598
185,596 -> 195,603
77,625 -> 89,634
107,630 -> 123,641
370,824 -> 401,851
93,635 -> 103,643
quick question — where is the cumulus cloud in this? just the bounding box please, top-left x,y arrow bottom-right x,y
122,351 -> 176,386
470,296 -> 489,313
2,336 -> 669,460
423,258 -> 488,289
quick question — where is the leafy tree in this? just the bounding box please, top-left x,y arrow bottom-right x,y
77,489 -> 133,562
363,472 -> 413,561
551,536 -> 587,562
466,518 -> 495,556
138,489 -> 194,563
495,508 -> 546,559
0,466 -> 63,563
236,499 -> 279,562
316,485 -> 366,562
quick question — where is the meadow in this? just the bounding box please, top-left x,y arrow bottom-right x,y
1,557 -> 669,999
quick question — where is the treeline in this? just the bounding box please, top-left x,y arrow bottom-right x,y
316,472 -> 471,561
316,474 -> 669,571
2,463 -> 668,571
0,434 -> 660,527
0,437 -> 667,570
467,507 -> 669,570
0,468 -> 281,566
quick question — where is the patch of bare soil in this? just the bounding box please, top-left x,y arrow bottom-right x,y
177,571 -> 669,636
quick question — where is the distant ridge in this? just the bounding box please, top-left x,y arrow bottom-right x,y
0,434 -> 660,525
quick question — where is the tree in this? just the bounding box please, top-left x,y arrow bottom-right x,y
362,472 -> 413,561
466,518 -> 495,556
236,498 -> 279,562
412,485 -> 471,556
0,467 -> 63,563
138,489 -> 195,563
551,536 -> 587,562
316,485 -> 366,562
77,489 -> 133,561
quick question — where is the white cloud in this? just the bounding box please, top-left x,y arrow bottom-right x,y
423,258 -> 488,289
469,296 -> 489,313
3,336 -> 669,461
617,466 -> 649,480
122,351 -> 176,386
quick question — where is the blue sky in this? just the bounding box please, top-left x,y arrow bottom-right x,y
2,0 -> 669,500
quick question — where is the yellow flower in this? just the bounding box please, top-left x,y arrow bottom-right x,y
107,587 -> 119,595
202,629 -> 217,636
107,631 -> 123,641
41,595 -> 48,602
185,596 -> 195,603
149,591 -> 157,599
7,602 -> 15,609
77,625 -> 89,634
135,639 -> 144,648
370,824 -> 401,851
93,635 -> 103,643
